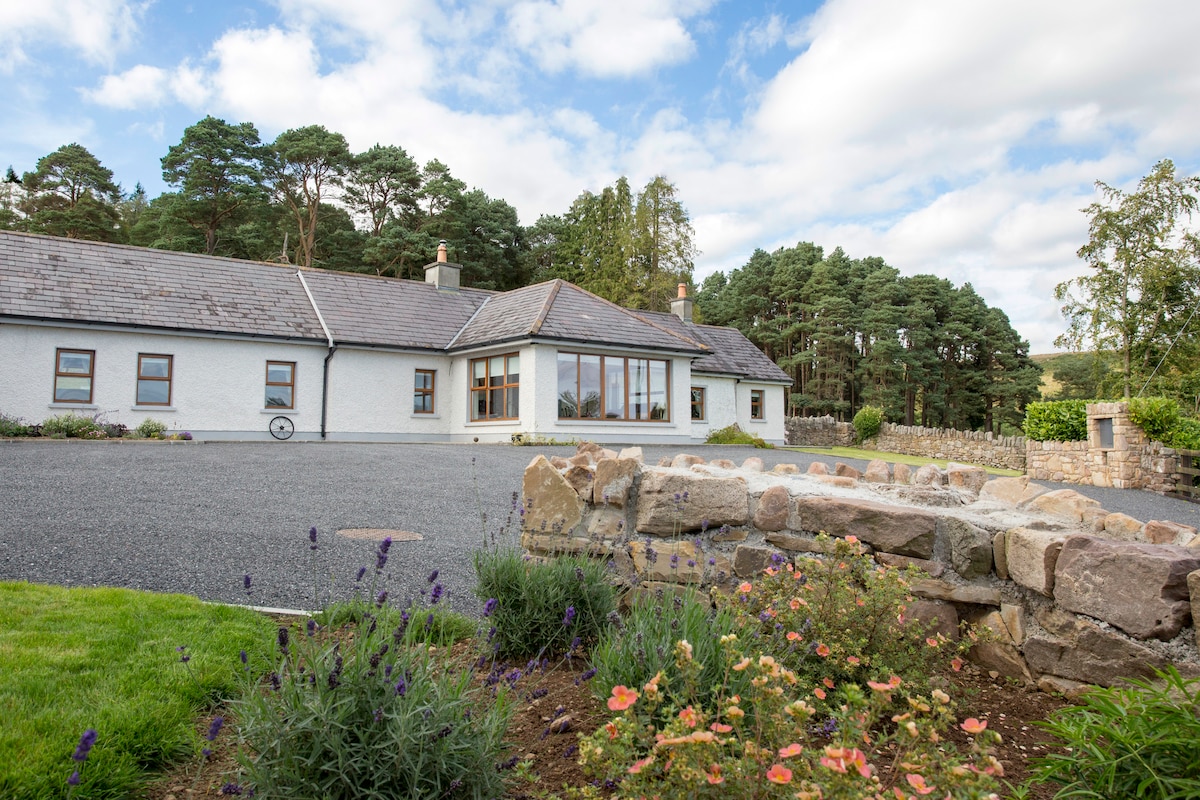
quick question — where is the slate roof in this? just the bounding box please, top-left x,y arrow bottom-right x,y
637,309 -> 793,383
452,280 -> 707,355
0,231 -> 786,381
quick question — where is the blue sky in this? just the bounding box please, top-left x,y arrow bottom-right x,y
4,0 -> 1200,353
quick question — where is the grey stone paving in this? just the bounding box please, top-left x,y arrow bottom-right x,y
1,441 -> 1196,613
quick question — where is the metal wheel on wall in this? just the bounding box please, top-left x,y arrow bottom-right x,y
269,416 -> 294,440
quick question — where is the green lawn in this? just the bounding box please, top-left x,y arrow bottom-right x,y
782,446 -> 1024,476
0,582 -> 275,800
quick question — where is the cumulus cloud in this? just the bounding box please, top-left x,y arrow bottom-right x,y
506,0 -> 713,77
0,0 -> 143,73
83,64 -> 170,109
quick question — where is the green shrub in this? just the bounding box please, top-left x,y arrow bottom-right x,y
135,418 -> 169,438
1167,416 -> 1200,450
40,413 -> 105,439
234,611 -> 513,800
717,535 -> 973,697
317,601 -> 476,648
852,405 -> 884,441
576,634 -> 1003,800
1129,397 -> 1200,449
0,412 -> 33,437
1028,666 -> 1200,799
705,424 -> 773,448
590,591 -> 746,714
1024,399 -> 1089,441
473,547 -> 616,658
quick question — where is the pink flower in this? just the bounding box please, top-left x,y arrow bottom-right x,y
845,535 -> 859,544
926,637 -> 939,648
765,764 -> 793,784
814,688 -> 826,700
960,717 -> 988,734
738,581 -> 753,593
823,677 -> 835,689
815,643 -> 831,657
732,657 -> 751,671
678,706 -> 698,728
705,764 -> 724,785
951,657 -> 964,672
607,685 -> 639,711
905,773 -> 935,795
627,756 -> 652,774
846,655 -> 860,666
786,631 -> 802,641
778,742 -> 804,758
709,722 -> 733,733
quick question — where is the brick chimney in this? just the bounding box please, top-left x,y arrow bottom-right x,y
424,240 -> 460,290
670,282 -> 693,323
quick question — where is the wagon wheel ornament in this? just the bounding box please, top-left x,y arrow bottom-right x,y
269,416 -> 294,440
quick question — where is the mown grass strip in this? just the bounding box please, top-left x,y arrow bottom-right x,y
0,581 -> 274,800
783,445 -> 1024,476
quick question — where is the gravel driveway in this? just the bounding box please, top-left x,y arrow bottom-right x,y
2,441 -> 1197,613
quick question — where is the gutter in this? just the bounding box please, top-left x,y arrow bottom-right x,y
295,271 -> 337,440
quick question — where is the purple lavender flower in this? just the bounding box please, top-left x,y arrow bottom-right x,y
562,605 -> 576,627
482,597 -> 498,616
239,649 -> 248,666
376,589 -> 388,608
277,626 -> 290,655
427,569 -> 439,583
425,612 -> 435,631
67,771 -> 80,786
243,573 -> 252,595
373,707 -> 384,723
72,729 -> 97,762
355,566 -> 367,582
306,618 -> 317,636
220,782 -> 244,795
176,646 -> 190,664
206,717 -> 224,741
394,677 -> 407,696
375,537 -> 392,571
430,584 -> 443,605
308,526 -> 318,550
269,672 -> 281,691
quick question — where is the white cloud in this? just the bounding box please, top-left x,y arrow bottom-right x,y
0,0 -> 143,73
83,64 -> 169,109
506,0 -> 712,78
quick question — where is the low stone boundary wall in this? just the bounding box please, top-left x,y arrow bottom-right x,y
870,423 -> 1025,471
521,442 -> 1200,693
785,415 -> 856,447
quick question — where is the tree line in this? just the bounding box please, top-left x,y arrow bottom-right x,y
696,243 -> 1043,434
0,116 -> 695,302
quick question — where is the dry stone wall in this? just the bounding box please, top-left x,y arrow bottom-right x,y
785,415 -> 857,448
869,424 -> 1026,471
520,443 -> 1200,692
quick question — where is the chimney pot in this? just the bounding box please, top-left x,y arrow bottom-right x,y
437,240 -> 448,263
677,283 -> 687,299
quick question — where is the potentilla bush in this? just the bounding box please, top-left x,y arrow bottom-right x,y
852,405 -> 884,441
135,418 -> 169,438
718,535 -> 974,697
1028,666 -> 1200,799
41,412 -> 105,438
575,637 -> 1003,800
233,607 -> 514,800
473,546 -> 616,658
590,590 -> 747,716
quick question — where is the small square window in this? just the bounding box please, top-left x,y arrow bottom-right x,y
54,349 -> 94,403
414,369 -> 435,414
265,361 -> 295,409
750,389 -> 765,420
137,354 -> 173,406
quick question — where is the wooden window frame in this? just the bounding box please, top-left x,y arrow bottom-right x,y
414,369 -> 436,414
53,348 -> 95,404
136,354 -> 173,407
470,354 -> 519,421
750,389 -> 765,420
265,361 -> 296,410
557,352 -> 671,422
690,386 -> 706,421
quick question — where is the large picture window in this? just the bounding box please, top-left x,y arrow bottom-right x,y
265,361 -> 295,409
54,349 -> 95,403
136,354 -> 173,406
470,354 -> 519,420
558,353 -> 670,421
414,369 -> 435,414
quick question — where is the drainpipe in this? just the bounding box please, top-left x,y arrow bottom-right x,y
296,271 -> 337,440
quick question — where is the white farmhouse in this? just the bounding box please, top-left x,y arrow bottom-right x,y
0,231 -> 790,443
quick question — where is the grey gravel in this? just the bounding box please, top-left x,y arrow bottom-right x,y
1,442 -> 1196,614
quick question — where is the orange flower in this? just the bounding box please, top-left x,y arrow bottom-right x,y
726,705 -> 745,719
821,746 -> 872,778
905,773 -> 935,795
678,706 -> 698,728
814,688 -> 826,700
960,717 -> 988,734
846,655 -> 860,666
786,631 -> 803,641
925,637 -> 939,648
608,685 -> 639,711
789,598 -> 801,610
732,657 -> 752,671
627,756 -> 652,774
845,535 -> 859,544
705,764 -> 724,785
815,643 -> 831,657
765,764 -> 793,784
764,566 -> 779,576
604,721 -> 619,739
778,742 -> 804,758
951,657 -> 964,672
823,677 -> 835,689
738,581 -> 753,593
709,722 -> 733,733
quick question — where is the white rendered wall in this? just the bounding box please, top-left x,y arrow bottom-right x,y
0,322 -> 328,439
689,375 -> 738,441
736,382 -> 787,444
324,348 -> 454,440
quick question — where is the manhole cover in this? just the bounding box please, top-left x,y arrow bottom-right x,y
337,528 -> 423,541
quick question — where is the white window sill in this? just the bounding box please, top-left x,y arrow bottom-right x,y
465,420 -> 520,426
262,408 -> 298,414
132,406 -> 176,412
48,403 -> 97,410
411,413 -> 441,419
